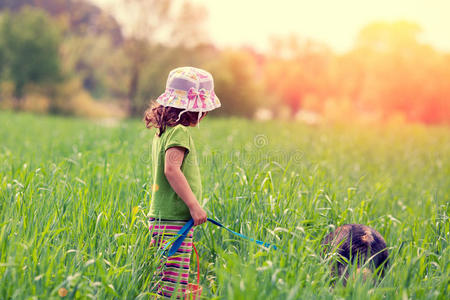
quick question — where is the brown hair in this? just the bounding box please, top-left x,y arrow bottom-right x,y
144,102 -> 207,136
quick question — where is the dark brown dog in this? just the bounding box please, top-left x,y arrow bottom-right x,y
321,224 -> 389,283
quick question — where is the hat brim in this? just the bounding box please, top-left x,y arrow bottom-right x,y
156,91 -> 221,112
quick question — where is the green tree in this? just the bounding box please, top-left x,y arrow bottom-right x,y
204,49 -> 263,117
0,8 -> 62,107
119,0 -> 207,116
60,34 -> 129,99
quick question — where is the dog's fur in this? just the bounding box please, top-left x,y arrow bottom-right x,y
321,224 -> 389,283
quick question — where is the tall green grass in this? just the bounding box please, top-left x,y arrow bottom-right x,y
0,111 -> 448,299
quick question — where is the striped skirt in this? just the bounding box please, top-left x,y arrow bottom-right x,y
149,218 -> 193,299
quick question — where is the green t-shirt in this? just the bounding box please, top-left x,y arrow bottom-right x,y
149,124 -> 202,220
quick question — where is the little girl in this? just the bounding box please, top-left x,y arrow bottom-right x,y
144,67 -> 221,298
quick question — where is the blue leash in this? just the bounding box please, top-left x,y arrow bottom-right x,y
161,218 -> 278,257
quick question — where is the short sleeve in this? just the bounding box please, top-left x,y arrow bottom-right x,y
164,125 -> 191,153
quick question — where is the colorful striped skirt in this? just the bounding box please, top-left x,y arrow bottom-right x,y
149,218 -> 193,299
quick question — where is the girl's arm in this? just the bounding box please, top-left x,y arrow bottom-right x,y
164,146 -> 207,226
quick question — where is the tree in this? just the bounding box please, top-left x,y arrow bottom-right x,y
0,8 -> 62,107
117,0 -> 208,116
350,21 -> 450,123
0,14 -> 4,79
0,0 -> 124,45
204,49 -> 263,117
60,34 -> 129,99
264,35 -> 334,116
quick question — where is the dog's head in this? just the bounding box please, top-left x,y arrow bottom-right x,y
321,224 -> 389,284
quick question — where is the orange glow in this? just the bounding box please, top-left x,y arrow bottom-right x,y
87,1 -> 450,123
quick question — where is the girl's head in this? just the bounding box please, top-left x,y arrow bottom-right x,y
144,103 -> 207,136
144,66 -> 221,136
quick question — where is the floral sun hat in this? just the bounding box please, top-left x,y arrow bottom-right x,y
156,67 -> 221,120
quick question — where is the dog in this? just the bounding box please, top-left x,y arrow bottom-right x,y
321,224 -> 389,284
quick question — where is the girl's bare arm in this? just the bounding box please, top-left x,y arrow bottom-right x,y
164,147 -> 207,225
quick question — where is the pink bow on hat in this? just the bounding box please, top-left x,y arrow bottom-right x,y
187,87 -> 207,109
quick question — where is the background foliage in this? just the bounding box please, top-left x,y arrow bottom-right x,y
0,0 -> 449,123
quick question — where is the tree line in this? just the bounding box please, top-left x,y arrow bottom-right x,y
0,0 -> 448,124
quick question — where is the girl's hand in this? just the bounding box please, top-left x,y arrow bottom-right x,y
189,204 -> 207,226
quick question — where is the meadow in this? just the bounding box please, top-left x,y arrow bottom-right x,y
0,111 -> 448,299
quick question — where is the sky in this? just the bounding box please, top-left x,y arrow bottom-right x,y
90,0 -> 450,53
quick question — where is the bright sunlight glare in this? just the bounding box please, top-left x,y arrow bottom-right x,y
91,0 -> 450,53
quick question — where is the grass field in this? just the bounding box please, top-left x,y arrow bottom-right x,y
0,111 -> 449,299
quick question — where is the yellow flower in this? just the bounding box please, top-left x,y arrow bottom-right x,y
132,206 -> 139,215
58,288 -> 68,297
152,183 -> 159,192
